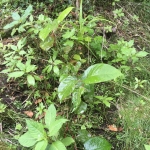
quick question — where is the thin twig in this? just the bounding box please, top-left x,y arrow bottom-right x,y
22,89 -> 35,104
114,82 -> 150,101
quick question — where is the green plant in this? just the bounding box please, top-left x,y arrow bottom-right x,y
94,96 -> 113,107
35,102 -> 46,119
77,129 -> 112,150
144,144 -> 150,150
58,63 -> 122,112
3,5 -> 33,34
134,77 -> 147,89
18,104 -> 74,149
107,39 -> 149,65
113,8 -> 124,19
117,95 -> 150,150
0,102 -> 6,113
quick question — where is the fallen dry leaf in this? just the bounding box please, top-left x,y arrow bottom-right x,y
35,98 -> 42,104
24,111 -> 34,118
108,124 -> 123,132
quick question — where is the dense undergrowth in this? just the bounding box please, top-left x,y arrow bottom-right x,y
0,0 -> 150,150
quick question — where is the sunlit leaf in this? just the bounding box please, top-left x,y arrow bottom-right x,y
19,131 -> 37,147
136,51 -> 149,57
12,12 -> 20,21
144,144 -> 150,150
84,137 -> 112,150
58,76 -> 77,102
53,66 -> 59,76
76,101 -> 87,114
35,140 -> 48,150
62,28 -> 75,39
49,119 -> 68,137
61,137 -> 75,146
27,75 -> 35,86
73,54 -> 81,61
49,141 -> 67,150
22,5 -> 33,20
40,36 -> 55,51
57,7 -> 74,23
39,20 -> 58,41
82,64 -> 122,84
26,120 -> 46,140
45,104 -> 56,129
77,129 -> 91,143
72,86 -> 84,112
8,71 -> 24,78
3,21 -> 19,29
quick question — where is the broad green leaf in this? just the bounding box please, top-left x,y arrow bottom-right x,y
53,60 -> 63,65
45,104 -> 56,129
53,66 -> 59,76
39,24 -> 51,41
40,36 -> 55,51
82,64 -> 122,84
73,54 -> 81,61
136,51 -> 149,57
57,7 -> 74,23
3,21 -> 18,29
72,87 -> 84,112
25,64 -> 37,73
8,71 -> 24,78
22,5 -> 33,20
58,76 -> 77,101
63,40 -> 74,47
26,120 -> 46,140
19,131 -> 37,147
47,65 -> 53,73
76,101 -> 87,114
61,137 -> 75,147
17,37 -> 27,50
128,40 -> 134,47
35,140 -> 48,150
16,61 -> 25,71
12,12 -> 20,21
49,141 -> 67,150
27,75 -> 35,86
39,20 -> 58,41
77,129 -> 91,143
144,144 -> 150,150
49,119 -> 68,137
62,28 -> 76,39
84,137 -> 112,150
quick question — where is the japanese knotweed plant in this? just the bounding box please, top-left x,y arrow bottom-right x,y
18,104 -> 74,150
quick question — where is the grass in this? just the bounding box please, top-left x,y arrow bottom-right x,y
117,94 -> 150,150
0,0 -> 150,149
